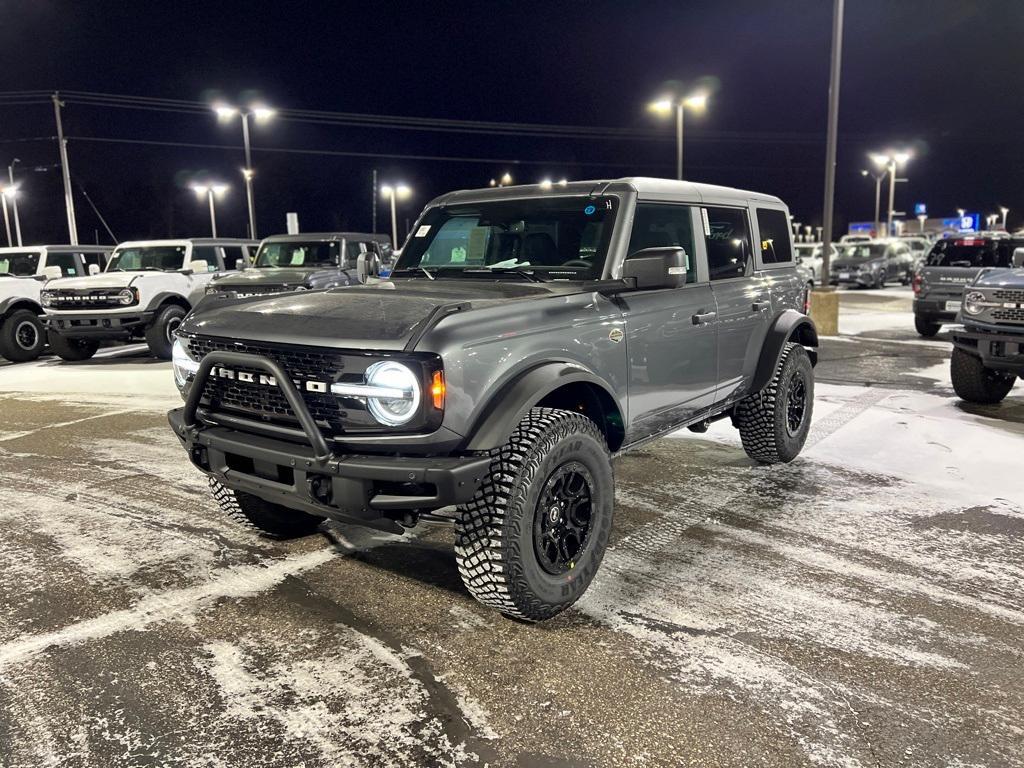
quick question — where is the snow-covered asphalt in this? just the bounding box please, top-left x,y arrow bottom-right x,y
1,286 -> 1022,767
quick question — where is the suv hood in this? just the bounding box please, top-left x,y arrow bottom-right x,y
44,272 -> 141,290
831,257 -> 882,271
211,266 -> 341,288
183,278 -> 563,351
974,267 -> 1024,288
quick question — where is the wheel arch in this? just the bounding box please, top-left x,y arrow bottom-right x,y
146,293 -> 192,313
0,297 -> 44,319
749,309 -> 819,394
464,363 -> 626,452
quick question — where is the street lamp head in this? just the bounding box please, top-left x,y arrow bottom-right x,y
395,184 -> 412,200
213,104 -> 238,121
501,172 -> 513,185
0,184 -> 18,198
211,184 -> 229,197
893,151 -> 912,165
539,178 -> 553,190
380,184 -> 394,198
860,169 -> 869,176
1000,206 -> 1009,215
557,178 -> 568,187
488,179 -> 497,187
869,153 -> 890,168
647,98 -> 674,116
683,92 -> 708,111
190,183 -> 210,197
241,168 -> 254,181
251,105 -> 276,122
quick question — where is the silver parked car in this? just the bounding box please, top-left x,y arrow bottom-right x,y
830,239 -> 915,289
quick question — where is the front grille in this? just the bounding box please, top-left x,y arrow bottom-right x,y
991,307 -> 1024,323
48,289 -> 131,310
211,284 -> 297,297
993,289 -> 1024,303
189,337 -> 348,435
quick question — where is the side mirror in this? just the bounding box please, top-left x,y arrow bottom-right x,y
233,258 -> 246,271
356,253 -> 381,283
88,263 -> 101,276
621,247 -> 689,290
187,259 -> 209,274
43,266 -> 63,280
1013,247 -> 1024,268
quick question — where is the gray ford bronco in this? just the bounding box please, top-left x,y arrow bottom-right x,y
950,246 -> 1024,403
168,178 -> 818,621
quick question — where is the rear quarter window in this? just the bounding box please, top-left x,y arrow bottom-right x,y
756,208 -> 793,264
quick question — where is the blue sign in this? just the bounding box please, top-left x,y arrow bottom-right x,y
848,221 -> 875,234
939,214 -> 980,231
914,203 -> 927,215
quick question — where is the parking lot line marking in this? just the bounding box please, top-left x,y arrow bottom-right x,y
0,549 -> 334,671
0,408 -> 137,442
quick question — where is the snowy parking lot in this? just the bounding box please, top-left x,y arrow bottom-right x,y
1,286 -> 1023,768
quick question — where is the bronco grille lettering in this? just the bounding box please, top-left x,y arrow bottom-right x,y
212,366 -> 328,393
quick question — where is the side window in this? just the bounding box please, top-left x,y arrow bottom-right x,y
702,206 -> 752,280
190,246 -> 221,271
755,208 -> 793,264
80,251 -> 108,274
224,246 -> 247,271
46,253 -> 78,276
626,203 -> 697,283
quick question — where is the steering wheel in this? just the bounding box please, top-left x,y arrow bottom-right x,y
561,259 -> 593,268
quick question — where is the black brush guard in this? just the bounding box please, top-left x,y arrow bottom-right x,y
168,350 -> 490,532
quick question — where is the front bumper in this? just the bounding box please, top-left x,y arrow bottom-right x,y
168,349 -> 490,532
913,297 -> 960,322
952,321 -> 1024,375
44,310 -> 155,338
830,271 -> 878,287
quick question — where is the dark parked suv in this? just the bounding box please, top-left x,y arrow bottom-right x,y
205,232 -> 391,298
913,234 -> 1020,336
168,178 -> 818,621
950,247 -> 1024,403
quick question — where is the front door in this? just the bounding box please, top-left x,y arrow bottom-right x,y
620,203 -> 719,442
701,205 -> 773,401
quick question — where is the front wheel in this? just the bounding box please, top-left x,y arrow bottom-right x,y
145,304 -> 187,359
876,270 -> 887,289
455,408 -> 614,622
48,333 -> 99,361
0,309 -> 46,362
209,478 -> 324,538
735,342 -> 814,464
950,347 -> 1016,404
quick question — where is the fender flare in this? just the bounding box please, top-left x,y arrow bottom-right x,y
143,292 -> 193,313
464,362 -> 621,452
0,296 -> 43,319
750,310 -> 819,393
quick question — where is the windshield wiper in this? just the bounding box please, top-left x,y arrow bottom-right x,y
462,267 -> 548,283
390,267 -> 436,280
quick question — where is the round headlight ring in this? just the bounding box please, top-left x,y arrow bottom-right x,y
365,361 -> 420,426
117,288 -> 135,306
964,291 -> 986,315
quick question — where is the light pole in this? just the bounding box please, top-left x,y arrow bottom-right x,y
381,183 -> 412,249
0,186 -> 13,246
1000,206 -> 1009,229
7,159 -> 22,246
213,102 -> 274,239
861,168 -> 886,237
870,151 -> 911,237
648,92 -> 708,180
190,183 -> 229,237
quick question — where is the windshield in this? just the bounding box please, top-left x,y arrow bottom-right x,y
393,196 -> 618,280
255,241 -> 356,268
925,239 -> 1018,268
0,252 -> 41,276
107,246 -> 186,272
836,244 -> 886,260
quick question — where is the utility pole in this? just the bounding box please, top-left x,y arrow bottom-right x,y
52,93 -> 79,245
372,169 -> 378,233
8,160 -> 22,246
819,0 -> 844,286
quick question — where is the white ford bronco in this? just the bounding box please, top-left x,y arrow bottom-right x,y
0,245 -> 112,362
41,238 -> 256,360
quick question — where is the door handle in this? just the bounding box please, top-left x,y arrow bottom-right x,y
752,301 -> 770,313
691,311 -> 717,325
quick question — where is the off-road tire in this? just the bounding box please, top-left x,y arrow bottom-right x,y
875,270 -> 887,289
48,332 -> 99,361
950,347 -> 1016,404
914,316 -> 941,338
735,342 -> 814,464
145,304 -> 187,359
209,478 -> 324,538
0,309 -> 46,362
455,407 -> 614,622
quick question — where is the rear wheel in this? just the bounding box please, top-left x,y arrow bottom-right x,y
145,305 -> 187,359
49,333 -> 99,361
0,310 -> 46,362
876,270 -> 887,289
950,347 -> 1016,404
209,478 -> 324,538
455,407 -> 614,622
914,316 -> 941,337
735,342 -> 814,464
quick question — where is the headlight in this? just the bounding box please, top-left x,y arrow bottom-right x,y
40,291 -> 54,307
362,361 -> 421,426
963,291 -> 987,315
117,288 -> 136,306
172,337 -> 200,395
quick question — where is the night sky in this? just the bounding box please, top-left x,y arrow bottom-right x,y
2,0 -> 1022,245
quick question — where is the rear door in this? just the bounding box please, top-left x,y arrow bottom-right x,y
702,204 -> 772,402
620,202 -> 718,440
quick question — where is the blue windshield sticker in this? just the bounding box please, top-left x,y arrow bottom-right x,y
584,204 -> 596,215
